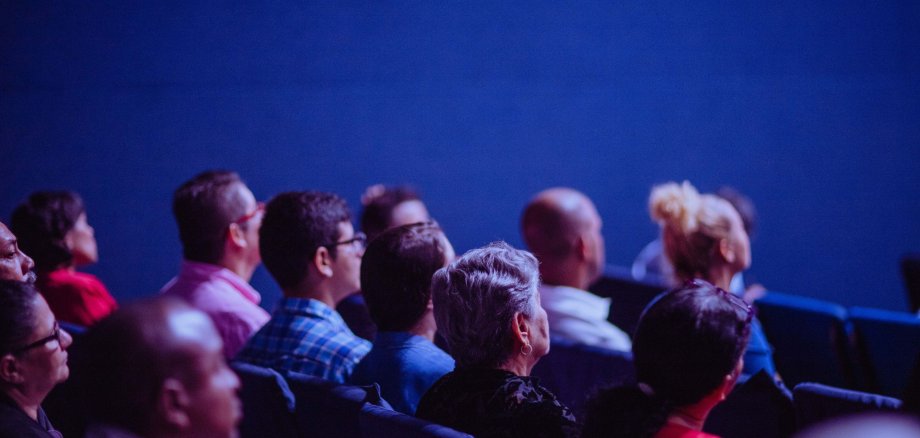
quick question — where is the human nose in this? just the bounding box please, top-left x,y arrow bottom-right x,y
21,251 -> 34,274
59,329 -> 74,350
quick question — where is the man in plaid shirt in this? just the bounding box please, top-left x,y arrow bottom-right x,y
235,191 -> 370,383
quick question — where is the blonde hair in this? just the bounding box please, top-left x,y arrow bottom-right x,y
649,181 -> 736,282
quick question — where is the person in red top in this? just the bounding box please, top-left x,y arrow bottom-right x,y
582,279 -> 752,438
11,191 -> 117,327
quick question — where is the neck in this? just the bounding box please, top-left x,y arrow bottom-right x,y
540,260 -> 590,290
706,265 -> 736,291
3,388 -> 41,421
217,255 -> 255,282
284,284 -> 339,309
407,312 -> 437,342
498,351 -> 533,377
666,405 -> 710,432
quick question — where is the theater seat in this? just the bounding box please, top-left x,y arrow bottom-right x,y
849,306 -> 920,397
792,382 -> 902,431
704,371 -> 795,438
754,292 -> 857,389
531,336 -> 635,417
359,403 -> 472,438
901,253 -> 920,313
589,266 -> 667,337
286,372 -> 385,438
230,362 -> 297,438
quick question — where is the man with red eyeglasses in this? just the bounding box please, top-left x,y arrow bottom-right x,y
160,170 -> 269,359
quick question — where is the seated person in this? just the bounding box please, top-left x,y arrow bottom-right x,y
521,187 -> 631,351
349,221 -> 455,415
80,297 -> 241,438
339,184 -> 431,341
0,280 -> 73,438
11,191 -> 117,326
582,279 -> 752,438
236,191 -> 370,383
648,181 -> 777,378
160,170 -> 270,359
416,242 -> 578,438
0,222 -> 36,283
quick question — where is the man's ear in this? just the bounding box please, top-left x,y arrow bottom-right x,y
0,355 -> 23,384
314,246 -> 334,278
718,238 -> 736,264
226,223 -> 248,250
157,378 -> 191,431
575,234 -> 590,262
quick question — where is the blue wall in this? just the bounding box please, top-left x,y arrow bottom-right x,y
3,1 -> 918,311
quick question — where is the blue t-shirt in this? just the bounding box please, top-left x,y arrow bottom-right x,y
349,331 -> 454,415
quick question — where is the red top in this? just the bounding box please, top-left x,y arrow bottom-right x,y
655,423 -> 720,438
37,269 -> 118,327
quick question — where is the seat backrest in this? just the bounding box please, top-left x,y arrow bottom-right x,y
230,362 -> 298,438
359,403 -> 473,438
704,371 -> 796,438
901,253 -> 920,313
589,267 -> 666,336
754,291 -> 856,389
848,306 -> 920,397
531,336 -> 635,417
793,382 -> 903,431
286,371 -> 370,438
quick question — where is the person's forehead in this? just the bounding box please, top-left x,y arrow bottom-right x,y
0,223 -> 14,243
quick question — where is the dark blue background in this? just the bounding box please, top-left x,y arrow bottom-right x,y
2,1 -> 918,312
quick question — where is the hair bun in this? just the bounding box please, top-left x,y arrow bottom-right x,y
649,181 -> 701,232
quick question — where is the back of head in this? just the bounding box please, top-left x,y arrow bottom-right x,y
360,185 -> 423,242
649,181 -> 736,282
583,279 -> 752,437
360,221 -> 450,332
520,188 -> 590,263
10,191 -> 85,271
172,170 -> 248,264
0,280 -> 39,358
430,241 -> 539,368
259,191 -> 351,291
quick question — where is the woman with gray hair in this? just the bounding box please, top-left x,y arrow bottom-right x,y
415,242 -> 577,438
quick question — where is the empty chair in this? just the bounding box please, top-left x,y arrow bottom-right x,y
287,371 -> 378,438
849,306 -> 920,397
531,336 -> 635,417
754,291 -> 856,389
901,253 -> 920,313
793,382 -> 902,431
704,371 -> 796,438
230,362 -> 297,438
588,266 -> 666,337
359,403 -> 472,438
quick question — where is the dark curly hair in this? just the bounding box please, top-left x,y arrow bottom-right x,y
10,191 -> 85,272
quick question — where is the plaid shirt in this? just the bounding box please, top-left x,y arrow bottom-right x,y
235,297 -> 371,383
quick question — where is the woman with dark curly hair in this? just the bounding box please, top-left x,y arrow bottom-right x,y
11,191 -> 116,327
582,279 -> 752,438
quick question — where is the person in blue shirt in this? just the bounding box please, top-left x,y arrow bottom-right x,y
349,221 -> 455,414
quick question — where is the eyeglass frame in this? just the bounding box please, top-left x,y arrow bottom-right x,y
232,201 -> 265,226
9,321 -> 63,355
322,231 -> 368,250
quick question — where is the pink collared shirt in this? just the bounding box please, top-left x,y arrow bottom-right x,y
160,260 -> 270,358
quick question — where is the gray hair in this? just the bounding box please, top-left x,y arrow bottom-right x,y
430,241 -> 540,368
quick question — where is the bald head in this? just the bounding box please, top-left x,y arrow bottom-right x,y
521,188 -> 606,288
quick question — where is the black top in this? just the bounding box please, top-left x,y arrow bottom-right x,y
0,393 -> 62,438
416,367 -> 579,438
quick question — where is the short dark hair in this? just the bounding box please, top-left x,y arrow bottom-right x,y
360,222 -> 448,332
583,280 -> 752,438
10,191 -> 85,271
0,280 -> 40,355
80,297 -> 205,433
260,191 -> 351,290
360,185 -> 421,242
172,170 -> 250,264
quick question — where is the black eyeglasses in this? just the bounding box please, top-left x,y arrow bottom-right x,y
12,321 -> 63,354
323,232 -> 367,250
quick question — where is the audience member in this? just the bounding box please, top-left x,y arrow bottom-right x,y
0,280 -> 72,438
648,181 -> 777,378
160,170 -> 270,359
416,242 -> 578,438
80,297 -> 241,438
339,184 -> 432,340
349,221 -> 455,415
0,222 -> 36,283
521,187 -> 631,351
11,191 -> 117,327
582,279 -> 752,438
236,191 -> 371,383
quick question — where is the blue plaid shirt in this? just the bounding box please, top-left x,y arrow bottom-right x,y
235,297 -> 371,383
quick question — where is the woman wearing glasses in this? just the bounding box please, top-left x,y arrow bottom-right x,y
11,191 -> 117,327
644,181 -> 777,378
583,280 -> 752,438
0,280 -> 72,437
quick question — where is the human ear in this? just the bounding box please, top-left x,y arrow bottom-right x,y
0,355 -> 23,384
511,312 -> 530,345
719,238 -> 736,264
226,223 -> 248,249
158,378 -> 191,430
314,247 -> 334,278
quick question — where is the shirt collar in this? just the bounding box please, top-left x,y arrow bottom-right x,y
178,260 -> 262,305
277,297 -> 347,327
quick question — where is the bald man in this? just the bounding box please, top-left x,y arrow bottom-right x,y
521,188 -> 631,352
